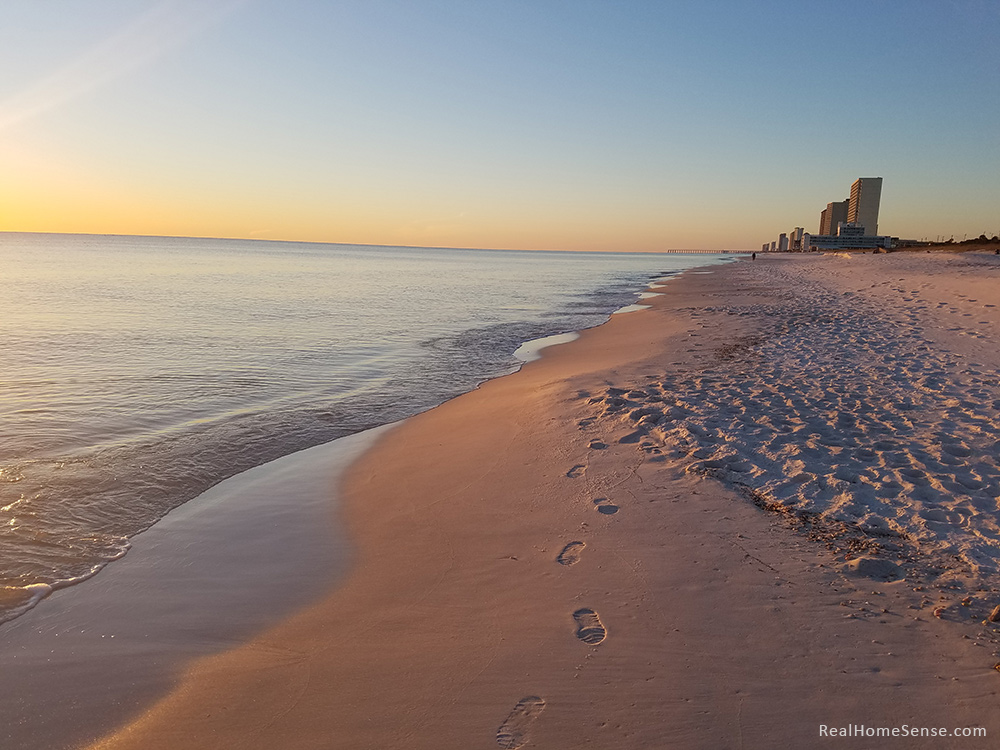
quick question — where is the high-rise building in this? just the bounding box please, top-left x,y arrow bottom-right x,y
820,200 -> 849,235
848,177 -> 882,235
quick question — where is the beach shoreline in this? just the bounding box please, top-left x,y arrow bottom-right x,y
8,252 -> 1000,748
0,428 -> 388,750
88,252 -> 1000,748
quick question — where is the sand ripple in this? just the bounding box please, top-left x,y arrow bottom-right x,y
585,260 -> 1000,576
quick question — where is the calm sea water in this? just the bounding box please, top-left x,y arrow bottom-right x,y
0,232 -> 730,623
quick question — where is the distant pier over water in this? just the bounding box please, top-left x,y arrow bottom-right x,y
661,249 -> 752,254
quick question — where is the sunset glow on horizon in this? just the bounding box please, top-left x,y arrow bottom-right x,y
2,1 -> 998,251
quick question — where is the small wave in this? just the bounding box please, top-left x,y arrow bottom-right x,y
0,542 -> 130,625
513,332 -> 580,363
0,583 -> 53,625
612,304 -> 651,314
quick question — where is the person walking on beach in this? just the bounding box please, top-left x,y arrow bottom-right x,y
752,252 -> 756,260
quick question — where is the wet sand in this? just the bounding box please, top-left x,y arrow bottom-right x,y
12,253 -> 1000,749
0,429 -> 386,750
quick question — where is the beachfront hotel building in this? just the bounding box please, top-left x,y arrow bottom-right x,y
848,177 -> 882,235
789,227 -> 804,251
819,200 -> 849,236
764,177 -> 892,251
803,223 -> 891,251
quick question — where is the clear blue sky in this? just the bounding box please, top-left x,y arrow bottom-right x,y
1,0 -> 997,250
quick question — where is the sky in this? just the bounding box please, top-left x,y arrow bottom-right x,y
0,0 -> 998,252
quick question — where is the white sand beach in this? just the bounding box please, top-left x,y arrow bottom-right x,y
10,252 -> 1000,749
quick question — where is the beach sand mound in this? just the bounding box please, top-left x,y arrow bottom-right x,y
845,555 -> 906,581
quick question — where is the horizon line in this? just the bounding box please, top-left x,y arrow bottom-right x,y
0,230 -> 752,254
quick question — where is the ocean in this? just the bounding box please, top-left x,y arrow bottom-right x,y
0,232 -> 731,624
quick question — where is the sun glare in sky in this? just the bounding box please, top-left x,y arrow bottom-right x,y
1,0 -> 998,251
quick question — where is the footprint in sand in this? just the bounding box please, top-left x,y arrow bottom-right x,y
556,541 -> 587,566
566,464 -> 586,478
593,498 -> 620,515
496,696 -> 546,749
573,608 -> 607,645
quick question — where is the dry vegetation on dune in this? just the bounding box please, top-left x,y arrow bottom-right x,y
898,234 -> 1000,254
